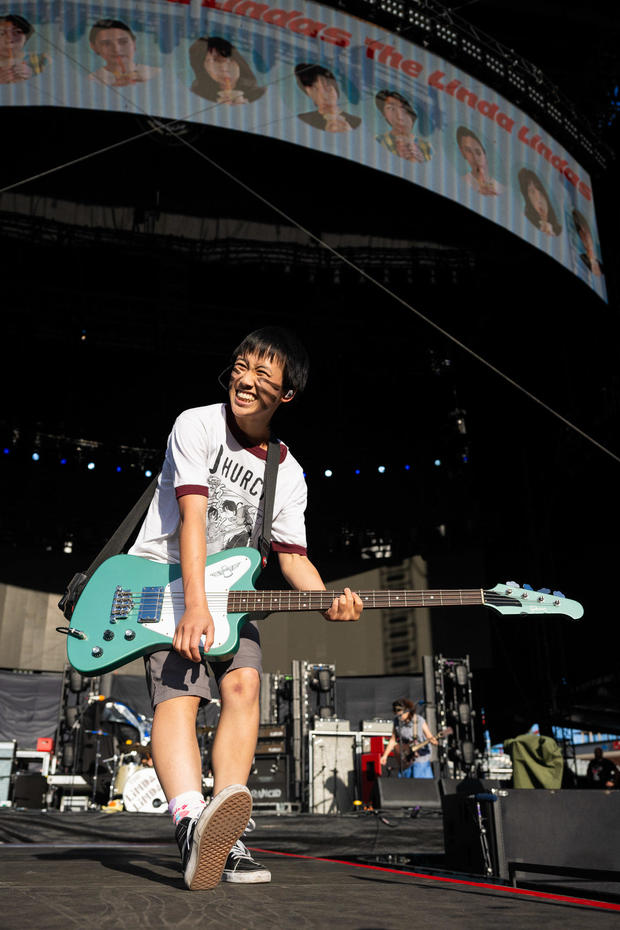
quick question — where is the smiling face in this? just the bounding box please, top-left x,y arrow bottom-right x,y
459,135 -> 488,176
527,180 -> 549,221
0,20 -> 27,59
383,96 -> 415,135
228,351 -> 291,433
204,48 -> 240,88
91,28 -> 136,70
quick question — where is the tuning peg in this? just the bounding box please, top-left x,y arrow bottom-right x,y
537,587 -> 551,594
523,583 -> 533,591
552,590 -> 565,598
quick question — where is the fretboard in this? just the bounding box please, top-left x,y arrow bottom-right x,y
226,589 -> 500,613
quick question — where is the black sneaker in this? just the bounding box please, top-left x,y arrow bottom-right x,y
175,784 -> 252,891
222,838 -> 272,884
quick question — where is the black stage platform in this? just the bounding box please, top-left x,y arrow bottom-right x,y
1,810 -> 619,928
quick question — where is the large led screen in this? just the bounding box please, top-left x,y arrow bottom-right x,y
0,0 -> 607,301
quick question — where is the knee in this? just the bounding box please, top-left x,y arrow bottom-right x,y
221,667 -> 260,706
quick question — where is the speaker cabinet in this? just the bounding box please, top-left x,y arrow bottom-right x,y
12,774 -> 48,809
372,776 -> 441,810
247,754 -> 289,804
442,788 -> 620,879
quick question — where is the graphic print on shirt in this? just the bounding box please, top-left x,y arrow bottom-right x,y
206,475 -> 261,552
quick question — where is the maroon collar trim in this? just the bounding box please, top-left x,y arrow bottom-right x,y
224,404 -> 288,462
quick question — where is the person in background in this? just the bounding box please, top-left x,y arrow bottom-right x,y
294,64 -> 361,132
456,126 -> 503,196
380,698 -> 437,778
517,168 -> 561,236
89,19 -> 160,87
586,747 -> 618,789
189,36 -> 265,105
0,14 -> 48,83
375,90 -> 432,163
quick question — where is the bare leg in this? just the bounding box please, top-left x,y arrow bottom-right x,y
151,694 -> 202,801
211,667 -> 260,795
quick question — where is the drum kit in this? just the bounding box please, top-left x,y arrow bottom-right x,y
98,701 -> 218,812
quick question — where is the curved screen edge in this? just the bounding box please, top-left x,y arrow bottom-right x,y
0,0 -> 607,301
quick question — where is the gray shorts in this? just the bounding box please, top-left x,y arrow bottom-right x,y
144,620 -> 262,710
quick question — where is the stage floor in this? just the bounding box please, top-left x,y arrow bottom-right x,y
1,810 -> 619,928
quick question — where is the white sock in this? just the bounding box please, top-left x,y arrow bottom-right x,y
169,790 -> 206,826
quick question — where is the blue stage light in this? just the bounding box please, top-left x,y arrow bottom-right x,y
378,465 -> 386,473
434,459 -> 442,466
404,464 -> 411,471
145,469 -> 153,478
3,448 -> 9,455
60,458 -> 67,465
87,462 -> 96,470
354,469 -> 360,475
116,466 -> 122,472
32,452 -> 40,461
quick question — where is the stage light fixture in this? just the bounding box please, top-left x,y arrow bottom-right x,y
355,469 -> 361,475
404,464 -> 411,470
461,740 -> 475,764
434,458 -> 441,466
60,458 -> 67,465
32,452 -> 40,461
3,448 -> 9,455
87,462 -> 96,470
458,702 -> 471,724
324,469 -> 333,477
116,466 -> 122,472
378,465 -> 386,473
145,469 -> 153,478
455,664 -> 469,686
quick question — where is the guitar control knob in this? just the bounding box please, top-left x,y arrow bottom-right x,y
124,630 -> 136,641
91,647 -> 103,658
103,630 -> 114,641
521,592 -> 528,599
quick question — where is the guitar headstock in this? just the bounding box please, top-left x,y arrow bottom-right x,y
484,582 -> 583,619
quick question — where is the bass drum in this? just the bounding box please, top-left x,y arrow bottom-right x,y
112,757 -> 142,798
122,768 -> 167,813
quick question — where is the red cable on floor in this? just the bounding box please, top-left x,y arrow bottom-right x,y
249,847 -> 620,912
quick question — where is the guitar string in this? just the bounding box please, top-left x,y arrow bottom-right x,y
4,36 -> 618,468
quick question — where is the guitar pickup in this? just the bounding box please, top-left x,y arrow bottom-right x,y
137,586 -> 164,624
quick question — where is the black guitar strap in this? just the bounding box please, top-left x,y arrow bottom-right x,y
58,473 -> 159,619
59,432 -> 280,619
258,436 -> 281,569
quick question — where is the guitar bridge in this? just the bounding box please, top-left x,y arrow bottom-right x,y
110,586 -> 134,623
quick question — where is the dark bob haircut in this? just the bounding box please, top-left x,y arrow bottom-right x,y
375,89 -> 417,124
0,14 -> 33,39
294,63 -> 338,94
189,36 -> 264,103
232,327 -> 309,394
518,168 -> 561,236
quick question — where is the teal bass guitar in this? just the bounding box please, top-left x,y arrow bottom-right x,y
59,548 -> 584,676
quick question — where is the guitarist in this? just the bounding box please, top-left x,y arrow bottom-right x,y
380,698 -> 438,778
128,326 -> 363,890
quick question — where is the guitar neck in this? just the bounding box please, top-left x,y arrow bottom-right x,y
227,588 -> 487,613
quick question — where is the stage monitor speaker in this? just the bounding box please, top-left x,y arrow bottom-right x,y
12,774 -> 48,809
247,754 -> 289,804
372,777 -> 441,810
309,732 -> 357,814
442,789 -> 620,879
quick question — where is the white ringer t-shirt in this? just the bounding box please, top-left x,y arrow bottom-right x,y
129,403 -> 307,564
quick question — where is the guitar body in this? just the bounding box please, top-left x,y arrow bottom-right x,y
67,548 -> 263,675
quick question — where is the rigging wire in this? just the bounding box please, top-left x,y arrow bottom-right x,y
3,29 -> 618,467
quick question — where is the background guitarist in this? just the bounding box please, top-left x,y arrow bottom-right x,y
127,326 -> 363,890
380,698 -> 438,778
